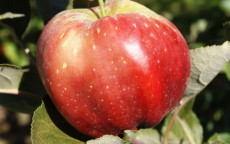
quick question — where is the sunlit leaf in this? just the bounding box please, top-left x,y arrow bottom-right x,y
185,41 -> 230,96
0,65 -> 42,113
0,64 -> 23,90
124,129 -> 161,144
87,135 -> 126,144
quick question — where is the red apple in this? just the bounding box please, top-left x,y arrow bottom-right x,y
37,0 -> 190,138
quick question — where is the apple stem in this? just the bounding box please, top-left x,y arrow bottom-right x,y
98,0 -> 106,17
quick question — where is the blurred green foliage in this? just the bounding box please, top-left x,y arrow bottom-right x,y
0,0 -> 230,142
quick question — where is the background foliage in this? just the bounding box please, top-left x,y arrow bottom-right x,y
0,0 -> 230,143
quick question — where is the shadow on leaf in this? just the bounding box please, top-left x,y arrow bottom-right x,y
43,95 -> 92,142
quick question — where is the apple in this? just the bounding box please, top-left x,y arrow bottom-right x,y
36,0 -> 190,138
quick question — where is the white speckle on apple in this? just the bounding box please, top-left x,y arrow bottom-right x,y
59,33 -> 65,39
106,85 -> 109,89
92,68 -> 96,72
103,32 -> 107,36
144,23 -> 149,28
64,87 -> 67,91
73,48 -> 78,56
173,28 -> 177,32
56,69 -> 59,74
85,33 -> 89,36
114,17 -> 118,21
115,26 -> 118,30
155,23 -> 160,28
123,60 -> 127,64
150,33 -> 156,39
163,32 -> 167,35
157,60 -> 160,63
109,75 -> 115,79
89,85 -> 93,89
108,48 -> 112,51
93,45 -> 96,50
114,67 -> 118,71
111,61 -> 114,64
97,28 -> 100,34
101,99 -> 104,102
62,63 -> 67,69
133,23 -> 137,28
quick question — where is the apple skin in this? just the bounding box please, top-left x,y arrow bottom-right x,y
37,0 -> 190,138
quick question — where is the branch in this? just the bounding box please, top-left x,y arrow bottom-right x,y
163,95 -> 195,144
0,89 -> 41,102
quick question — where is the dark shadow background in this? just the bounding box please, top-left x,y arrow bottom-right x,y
0,0 -> 230,143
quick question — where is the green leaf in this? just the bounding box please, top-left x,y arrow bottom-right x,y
124,129 -> 161,144
185,41 -> 230,97
0,65 -> 42,113
207,133 -> 230,144
2,41 -> 30,66
31,96 -> 90,144
179,97 -> 195,117
162,110 -> 203,144
223,62 -> 230,80
87,135 -> 126,144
